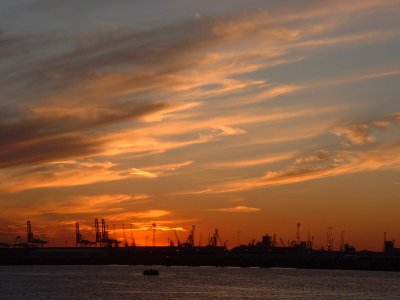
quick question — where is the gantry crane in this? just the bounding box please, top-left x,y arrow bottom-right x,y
122,224 -> 128,247
183,226 -> 195,247
26,221 -> 48,247
130,224 -> 136,247
208,228 -> 223,247
174,230 -> 182,247
75,223 -> 95,247
94,219 -> 120,247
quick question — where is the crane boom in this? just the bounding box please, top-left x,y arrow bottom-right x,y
174,230 -> 182,246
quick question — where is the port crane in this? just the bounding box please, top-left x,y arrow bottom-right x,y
297,223 -> 301,244
13,236 -> 28,248
183,226 -> 195,247
208,228 -> 223,247
27,221 -> 48,247
122,224 -> 128,247
75,223 -> 95,247
173,230 -> 182,247
152,223 -> 156,247
130,224 -> 136,246
272,234 -> 277,247
94,219 -> 120,247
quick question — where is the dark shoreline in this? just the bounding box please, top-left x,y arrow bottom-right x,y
1,246 -> 400,272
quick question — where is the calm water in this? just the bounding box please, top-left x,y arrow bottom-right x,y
1,265 -> 400,299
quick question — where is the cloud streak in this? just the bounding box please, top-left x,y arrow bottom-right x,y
209,144 -> 400,193
210,205 -> 261,213
210,152 -> 295,168
0,161 -> 126,193
1,4 -> 398,174
204,113 -> 400,193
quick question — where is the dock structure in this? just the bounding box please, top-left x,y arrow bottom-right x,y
26,221 -> 48,248
95,219 -> 120,248
0,220 -> 399,271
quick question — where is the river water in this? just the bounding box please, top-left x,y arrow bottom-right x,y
1,265 -> 400,299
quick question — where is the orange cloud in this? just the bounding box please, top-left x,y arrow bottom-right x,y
331,114 -> 400,147
295,150 -> 331,164
210,206 -> 261,213
331,125 -> 376,146
292,30 -> 400,50
140,102 -> 202,123
209,143 -> 400,193
145,160 -> 194,172
0,161 -> 127,193
130,160 -> 195,178
129,168 -> 157,178
72,194 -> 150,208
129,223 -> 185,232
3,4 -> 396,178
210,152 -> 295,168
276,0 -> 400,24
130,210 -> 171,219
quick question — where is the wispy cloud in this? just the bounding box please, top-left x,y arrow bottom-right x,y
210,152 -> 295,168
130,160 -> 195,178
295,149 -> 331,164
0,193 -> 152,222
0,161 -> 127,193
74,194 -> 150,207
208,145 -> 400,193
129,223 -> 185,232
129,168 -> 158,179
331,113 -> 400,146
0,102 -> 166,169
201,113 -> 400,193
332,125 -> 376,146
0,3 -> 397,175
130,210 -> 171,219
275,0 -> 400,26
209,205 -> 261,213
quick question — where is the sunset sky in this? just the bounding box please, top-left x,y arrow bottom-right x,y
0,0 -> 399,250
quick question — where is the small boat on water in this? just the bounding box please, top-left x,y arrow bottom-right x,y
143,269 -> 159,276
